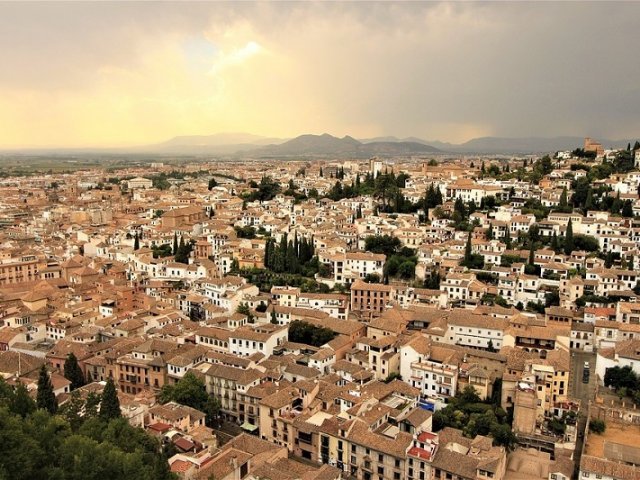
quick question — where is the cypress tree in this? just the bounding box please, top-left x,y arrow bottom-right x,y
551,232 -> 559,252
486,223 -> 493,240
528,242 -> 535,265
504,227 -> 512,249
133,233 -> 140,251
100,377 -> 121,420
611,191 -> 622,215
64,353 -> 85,391
279,233 -> 288,271
172,232 -> 178,255
12,382 -> 36,418
559,187 -> 569,212
264,239 -> 272,269
464,231 -> 472,262
584,188 -> 594,212
564,219 -> 574,255
286,240 -> 298,274
36,364 -> 57,414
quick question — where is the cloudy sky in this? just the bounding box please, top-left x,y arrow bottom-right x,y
1,1 -> 639,148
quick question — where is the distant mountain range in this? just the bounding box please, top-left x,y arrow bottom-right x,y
148,132 -> 286,155
145,133 -> 635,156
251,133 -> 441,157
3,132 -> 635,156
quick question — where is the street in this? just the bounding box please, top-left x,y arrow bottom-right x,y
569,350 -> 597,405
569,349 -> 597,476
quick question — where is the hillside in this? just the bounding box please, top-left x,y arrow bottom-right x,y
254,133 -> 441,157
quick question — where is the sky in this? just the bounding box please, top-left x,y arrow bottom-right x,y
0,1 -> 639,148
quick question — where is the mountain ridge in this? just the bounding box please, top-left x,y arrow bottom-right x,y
252,133 -> 441,157
3,133 -> 636,155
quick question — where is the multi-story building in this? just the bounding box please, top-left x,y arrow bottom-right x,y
350,280 -> 395,316
204,363 -> 262,427
0,254 -> 47,286
229,324 -> 288,357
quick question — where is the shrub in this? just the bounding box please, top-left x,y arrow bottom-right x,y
589,419 -> 606,434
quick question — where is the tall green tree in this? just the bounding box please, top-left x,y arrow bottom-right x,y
36,365 -> 57,414
172,232 -> 178,255
564,219 -> 574,255
64,353 -> 86,391
133,233 -> 140,250
528,242 -> 535,266
11,382 -> 36,418
611,192 -> 622,215
464,231 -> 472,262
504,227 -> 512,249
584,188 -> 595,213
558,187 -> 570,212
551,232 -> 560,252
486,223 -> 493,240
84,391 -> 101,418
99,378 -> 121,420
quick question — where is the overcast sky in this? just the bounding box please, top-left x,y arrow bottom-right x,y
0,1 -> 638,148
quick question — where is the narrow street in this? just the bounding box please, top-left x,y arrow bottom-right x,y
568,350 -> 597,476
569,350 -> 597,405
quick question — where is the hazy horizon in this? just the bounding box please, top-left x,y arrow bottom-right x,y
1,1 -> 639,149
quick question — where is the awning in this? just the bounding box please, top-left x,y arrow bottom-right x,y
241,422 -> 258,432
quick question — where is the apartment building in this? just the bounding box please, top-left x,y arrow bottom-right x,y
229,324 -> 288,357
0,254 -> 47,286
204,363 -> 262,427
350,280 -> 395,316
442,310 -> 508,351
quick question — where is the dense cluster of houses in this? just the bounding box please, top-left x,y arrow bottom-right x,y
0,144 -> 638,480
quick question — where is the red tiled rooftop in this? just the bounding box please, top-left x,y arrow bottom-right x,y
418,431 -> 438,442
174,437 -> 195,451
408,446 -> 433,461
170,460 -> 192,473
147,422 -> 172,432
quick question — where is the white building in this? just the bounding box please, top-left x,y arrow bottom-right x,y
229,324 -> 288,357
